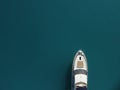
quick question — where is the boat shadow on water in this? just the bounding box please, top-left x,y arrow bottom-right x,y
111,80 -> 120,90
65,64 -> 72,90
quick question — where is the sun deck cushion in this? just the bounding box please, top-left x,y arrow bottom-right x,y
77,61 -> 84,68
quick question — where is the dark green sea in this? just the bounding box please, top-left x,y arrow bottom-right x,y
0,0 -> 120,90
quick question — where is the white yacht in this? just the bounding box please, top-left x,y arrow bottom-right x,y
71,50 -> 88,90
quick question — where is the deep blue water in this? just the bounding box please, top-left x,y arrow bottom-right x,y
0,0 -> 120,90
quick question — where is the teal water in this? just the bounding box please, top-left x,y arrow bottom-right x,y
0,0 -> 120,90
